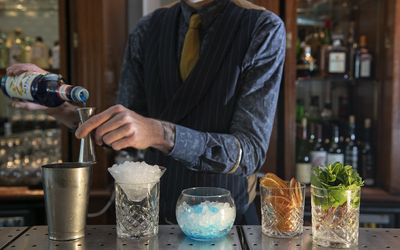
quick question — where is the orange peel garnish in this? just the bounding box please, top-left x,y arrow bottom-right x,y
260,173 -> 303,233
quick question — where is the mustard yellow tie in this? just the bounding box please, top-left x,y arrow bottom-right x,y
180,14 -> 201,80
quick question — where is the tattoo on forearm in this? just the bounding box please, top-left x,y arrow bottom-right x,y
160,121 -> 176,149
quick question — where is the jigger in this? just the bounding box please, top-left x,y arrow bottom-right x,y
77,107 -> 96,163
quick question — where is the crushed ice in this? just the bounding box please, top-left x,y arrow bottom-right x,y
176,201 -> 236,240
108,161 -> 164,201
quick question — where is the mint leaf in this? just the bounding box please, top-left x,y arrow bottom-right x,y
311,162 -> 364,209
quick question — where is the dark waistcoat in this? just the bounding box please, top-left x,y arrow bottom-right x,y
142,1 -> 263,222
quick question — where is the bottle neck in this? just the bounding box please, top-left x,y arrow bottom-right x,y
364,127 -> 371,145
349,124 -> 356,141
332,127 -> 340,144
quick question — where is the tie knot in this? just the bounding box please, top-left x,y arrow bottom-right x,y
189,14 -> 201,29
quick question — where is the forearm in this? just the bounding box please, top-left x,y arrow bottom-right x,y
168,125 -> 255,176
151,120 -> 176,153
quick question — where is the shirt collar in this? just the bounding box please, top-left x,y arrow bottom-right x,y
180,0 -> 229,29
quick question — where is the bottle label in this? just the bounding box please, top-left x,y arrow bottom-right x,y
311,151 -> 327,167
327,153 -> 344,165
296,163 -> 311,184
4,73 -> 40,101
329,52 -> 346,73
360,59 -> 371,78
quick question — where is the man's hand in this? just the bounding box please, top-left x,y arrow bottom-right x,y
6,64 -> 49,111
75,104 -> 175,153
7,63 -> 48,76
6,63 -> 80,129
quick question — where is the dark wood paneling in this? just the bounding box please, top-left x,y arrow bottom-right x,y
378,0 -> 400,194
281,0 -> 297,179
66,0 -> 127,223
68,0 -> 127,192
254,0 -> 280,14
58,0 -> 71,162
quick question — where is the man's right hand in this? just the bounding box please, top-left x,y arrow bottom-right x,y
6,63 -> 80,129
7,63 -> 49,111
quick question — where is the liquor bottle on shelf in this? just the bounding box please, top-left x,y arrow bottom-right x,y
319,19 -> 332,76
310,124 -> 327,168
320,102 -> 333,122
296,117 -> 312,184
8,29 -> 24,65
320,102 -> 333,141
297,43 -> 317,78
0,72 -> 89,107
347,21 -> 357,79
31,36 -> 49,69
354,35 -> 373,79
0,32 -> 8,68
338,96 -> 349,120
360,118 -> 375,186
23,36 -> 33,64
308,122 -> 316,146
327,125 -> 344,165
307,96 -> 321,123
296,99 -> 305,123
326,38 -> 349,79
344,115 -> 359,171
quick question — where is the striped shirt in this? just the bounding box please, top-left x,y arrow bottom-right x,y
116,0 -> 285,223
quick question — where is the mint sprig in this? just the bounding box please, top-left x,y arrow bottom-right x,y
311,162 -> 364,209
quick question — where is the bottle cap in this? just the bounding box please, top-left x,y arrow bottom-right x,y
364,118 -> 371,128
359,35 -> 367,47
71,86 -> 89,104
349,115 -> 355,124
302,117 -> 307,128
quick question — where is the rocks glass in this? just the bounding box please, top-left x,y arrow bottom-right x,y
115,181 -> 161,239
260,183 -> 305,238
311,185 -> 361,248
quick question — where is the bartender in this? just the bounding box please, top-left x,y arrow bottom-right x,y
7,0 -> 285,224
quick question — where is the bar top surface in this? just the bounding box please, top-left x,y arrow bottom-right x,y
2,225 -> 400,249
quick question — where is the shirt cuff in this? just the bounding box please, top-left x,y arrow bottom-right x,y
168,125 -> 207,166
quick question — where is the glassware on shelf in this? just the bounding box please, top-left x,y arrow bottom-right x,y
176,187 -> 236,241
354,35 -> 373,79
0,128 -> 62,186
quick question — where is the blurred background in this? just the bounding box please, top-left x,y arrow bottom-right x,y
0,0 -> 399,228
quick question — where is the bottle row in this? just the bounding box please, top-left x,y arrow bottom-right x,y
0,29 -> 59,69
297,94 -> 351,127
296,116 -> 374,187
297,19 -> 373,80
